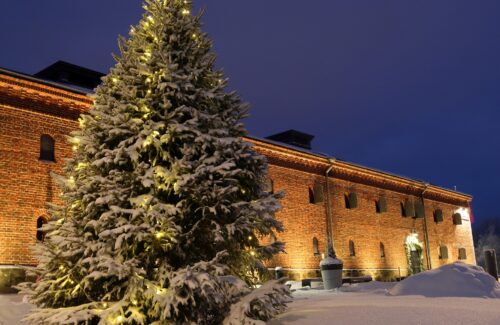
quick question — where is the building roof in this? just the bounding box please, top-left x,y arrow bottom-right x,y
0,65 -> 472,203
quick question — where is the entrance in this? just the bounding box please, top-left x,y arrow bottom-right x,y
410,250 -> 422,275
405,233 -> 424,275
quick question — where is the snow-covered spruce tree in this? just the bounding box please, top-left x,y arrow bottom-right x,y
20,0 -> 289,324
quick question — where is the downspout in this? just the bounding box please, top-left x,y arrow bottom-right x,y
325,158 -> 336,254
420,183 -> 432,270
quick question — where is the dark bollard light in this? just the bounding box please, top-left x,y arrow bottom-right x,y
484,249 -> 499,280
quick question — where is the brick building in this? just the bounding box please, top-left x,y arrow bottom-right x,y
0,62 -> 475,285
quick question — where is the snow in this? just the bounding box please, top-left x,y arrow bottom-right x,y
270,287 -> 500,325
389,262 -> 500,298
271,263 -> 500,325
6,263 -> 500,324
0,294 -> 32,325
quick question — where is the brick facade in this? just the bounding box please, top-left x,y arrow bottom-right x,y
0,69 -> 475,282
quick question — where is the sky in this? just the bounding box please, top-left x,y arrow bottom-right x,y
0,1 -> 499,224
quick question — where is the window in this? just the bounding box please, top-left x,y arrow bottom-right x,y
434,209 -> 443,223
453,213 -> 463,225
439,246 -> 448,260
458,248 -> 467,260
262,177 -> 274,194
402,200 -> 415,218
380,242 -> 385,258
375,197 -> 387,214
39,135 -> 55,162
313,237 -> 320,256
415,201 -> 425,219
309,182 -> 324,204
345,192 -> 358,209
349,240 -> 356,257
36,217 -> 48,242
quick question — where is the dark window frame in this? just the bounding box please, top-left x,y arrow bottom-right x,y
39,134 -> 56,162
313,237 -> 320,256
349,240 -> 356,257
434,209 -> 444,224
453,213 -> 463,225
36,216 -> 48,242
439,245 -> 448,260
345,192 -> 358,209
458,248 -> 467,260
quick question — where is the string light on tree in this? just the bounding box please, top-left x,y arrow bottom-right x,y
20,1 -> 288,324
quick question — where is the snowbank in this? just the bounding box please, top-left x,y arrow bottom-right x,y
0,294 -> 32,324
389,262 -> 500,298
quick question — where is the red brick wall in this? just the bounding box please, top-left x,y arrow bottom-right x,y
263,163 -> 475,278
0,105 -> 77,265
0,75 -> 476,281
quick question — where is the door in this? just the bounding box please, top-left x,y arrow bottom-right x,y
410,250 -> 421,274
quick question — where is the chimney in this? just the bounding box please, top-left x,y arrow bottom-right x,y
266,129 -> 315,150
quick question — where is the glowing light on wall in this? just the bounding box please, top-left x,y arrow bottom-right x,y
455,207 -> 470,221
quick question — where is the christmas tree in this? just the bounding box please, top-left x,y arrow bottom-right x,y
20,0 -> 289,324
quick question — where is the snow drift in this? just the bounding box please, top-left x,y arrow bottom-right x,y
389,262 -> 500,298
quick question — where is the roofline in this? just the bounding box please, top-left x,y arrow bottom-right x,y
0,67 -> 472,201
0,66 -> 91,96
245,135 -> 473,201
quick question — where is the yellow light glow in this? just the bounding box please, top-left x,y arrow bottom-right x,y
147,89 -> 152,95
182,9 -> 190,15
455,207 -> 470,221
59,265 -> 64,270
112,77 -> 118,83
147,16 -> 154,22
146,77 -> 152,83
102,302 -> 108,308
78,118 -> 85,127
72,145 -> 78,151
250,251 -> 256,256
77,162 -> 87,170
132,299 -> 138,305
191,33 -> 197,39
116,315 -> 123,323
248,236 -> 252,240
155,231 -> 165,239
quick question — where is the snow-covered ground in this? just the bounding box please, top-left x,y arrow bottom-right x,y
272,262 -> 500,325
0,293 -> 32,325
270,287 -> 500,325
2,263 -> 499,325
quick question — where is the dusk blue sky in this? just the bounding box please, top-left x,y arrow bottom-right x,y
1,1 -> 499,224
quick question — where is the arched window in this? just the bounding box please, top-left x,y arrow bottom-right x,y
313,237 -> 320,256
434,209 -> 443,223
36,217 -> 48,242
349,240 -> 356,257
453,213 -> 463,225
380,242 -> 385,258
262,177 -> 274,194
345,192 -> 358,209
375,197 -> 387,214
309,182 -> 324,204
39,135 -> 55,162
